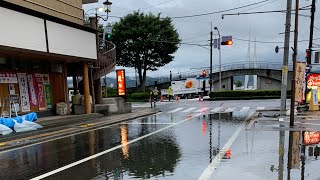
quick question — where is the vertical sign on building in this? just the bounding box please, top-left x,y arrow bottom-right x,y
17,73 -> 30,112
35,74 -> 46,111
43,74 -> 52,109
295,62 -> 306,103
116,69 -> 126,97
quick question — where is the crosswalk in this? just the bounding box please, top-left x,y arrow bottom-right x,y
166,106 -> 266,114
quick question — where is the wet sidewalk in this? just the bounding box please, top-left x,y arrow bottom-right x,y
0,108 -> 159,152
211,110 -> 320,180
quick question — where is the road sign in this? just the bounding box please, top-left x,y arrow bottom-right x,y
304,131 -> 320,145
105,26 -> 112,34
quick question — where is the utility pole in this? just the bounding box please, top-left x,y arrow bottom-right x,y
308,0 -> 316,59
305,0 -> 316,103
218,33 -> 222,91
290,0 -> 299,127
280,0 -> 293,112
210,23 -> 213,93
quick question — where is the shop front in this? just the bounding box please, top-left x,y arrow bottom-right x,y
0,2 -> 97,115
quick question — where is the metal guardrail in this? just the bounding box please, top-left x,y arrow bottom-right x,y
143,61 -> 293,86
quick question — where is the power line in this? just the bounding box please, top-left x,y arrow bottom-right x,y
170,0 -> 274,19
239,0 -> 280,13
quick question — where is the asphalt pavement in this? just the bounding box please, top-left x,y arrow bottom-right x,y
1,98 -> 319,180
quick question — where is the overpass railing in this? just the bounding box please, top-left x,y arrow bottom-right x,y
145,61 -> 293,86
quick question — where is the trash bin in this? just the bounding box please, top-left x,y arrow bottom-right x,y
56,102 -> 68,115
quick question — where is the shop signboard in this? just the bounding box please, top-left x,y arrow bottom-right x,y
17,73 -> 30,112
0,72 -> 18,84
307,74 -> 320,87
304,131 -> 320,145
116,69 -> 126,96
35,74 -> 46,111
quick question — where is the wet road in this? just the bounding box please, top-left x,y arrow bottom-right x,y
1,99 -> 313,180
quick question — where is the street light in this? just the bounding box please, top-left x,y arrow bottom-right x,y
88,0 -> 112,112
214,27 -> 222,91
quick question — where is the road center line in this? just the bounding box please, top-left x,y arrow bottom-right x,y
198,111 -> 254,180
30,113 -> 202,180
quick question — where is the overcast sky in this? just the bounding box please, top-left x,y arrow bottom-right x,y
83,0 -> 319,78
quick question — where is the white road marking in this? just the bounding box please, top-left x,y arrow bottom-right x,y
125,123 -> 174,125
30,113 -> 203,180
182,107 -> 197,112
224,107 -> 236,113
195,108 -> 209,113
211,107 -> 223,112
167,108 -> 184,113
198,120 -> 247,180
256,106 -> 265,110
240,107 -> 250,112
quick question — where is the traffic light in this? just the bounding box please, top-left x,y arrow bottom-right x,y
221,36 -> 233,46
221,40 -> 233,46
202,70 -> 207,78
306,49 -> 311,64
106,33 -> 112,41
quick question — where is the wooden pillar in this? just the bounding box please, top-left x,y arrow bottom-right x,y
63,62 -> 70,114
73,75 -> 78,95
83,62 -> 91,114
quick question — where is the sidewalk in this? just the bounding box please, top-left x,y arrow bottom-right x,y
0,108 -> 159,152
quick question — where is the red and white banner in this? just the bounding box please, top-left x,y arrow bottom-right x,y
307,74 -> 320,87
304,131 -> 320,145
35,74 -> 46,111
27,74 -> 38,106
17,73 -> 30,112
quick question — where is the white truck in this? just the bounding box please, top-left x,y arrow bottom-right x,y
161,78 -> 210,99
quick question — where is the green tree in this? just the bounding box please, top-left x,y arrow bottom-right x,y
112,12 -> 180,92
234,80 -> 243,87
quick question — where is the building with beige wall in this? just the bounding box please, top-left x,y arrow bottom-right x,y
2,0 -> 92,24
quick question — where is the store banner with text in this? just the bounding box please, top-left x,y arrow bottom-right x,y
27,74 -> 38,106
35,74 -> 46,111
17,73 -> 30,112
295,62 -> 306,103
0,72 -> 18,84
116,69 -> 126,96
42,74 -> 52,109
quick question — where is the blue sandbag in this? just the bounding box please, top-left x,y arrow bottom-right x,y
24,112 -> 38,122
0,118 -> 15,128
0,112 -> 38,128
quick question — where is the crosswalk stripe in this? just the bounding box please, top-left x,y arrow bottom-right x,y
182,107 -> 197,112
167,108 -> 184,113
195,108 -> 209,113
240,107 -> 250,112
256,107 -> 265,110
211,107 -> 223,112
224,107 -> 236,112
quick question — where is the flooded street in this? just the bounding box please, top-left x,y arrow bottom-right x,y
0,99 -> 319,179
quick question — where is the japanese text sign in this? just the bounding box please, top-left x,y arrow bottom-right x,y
307,74 -> 320,87
116,69 -> 126,96
304,131 -> 320,145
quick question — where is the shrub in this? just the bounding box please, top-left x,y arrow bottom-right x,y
209,90 -> 290,98
128,92 -> 150,102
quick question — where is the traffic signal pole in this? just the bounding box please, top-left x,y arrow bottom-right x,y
281,0 -> 292,112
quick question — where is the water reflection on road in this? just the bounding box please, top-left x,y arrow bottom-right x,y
0,111 -> 251,180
